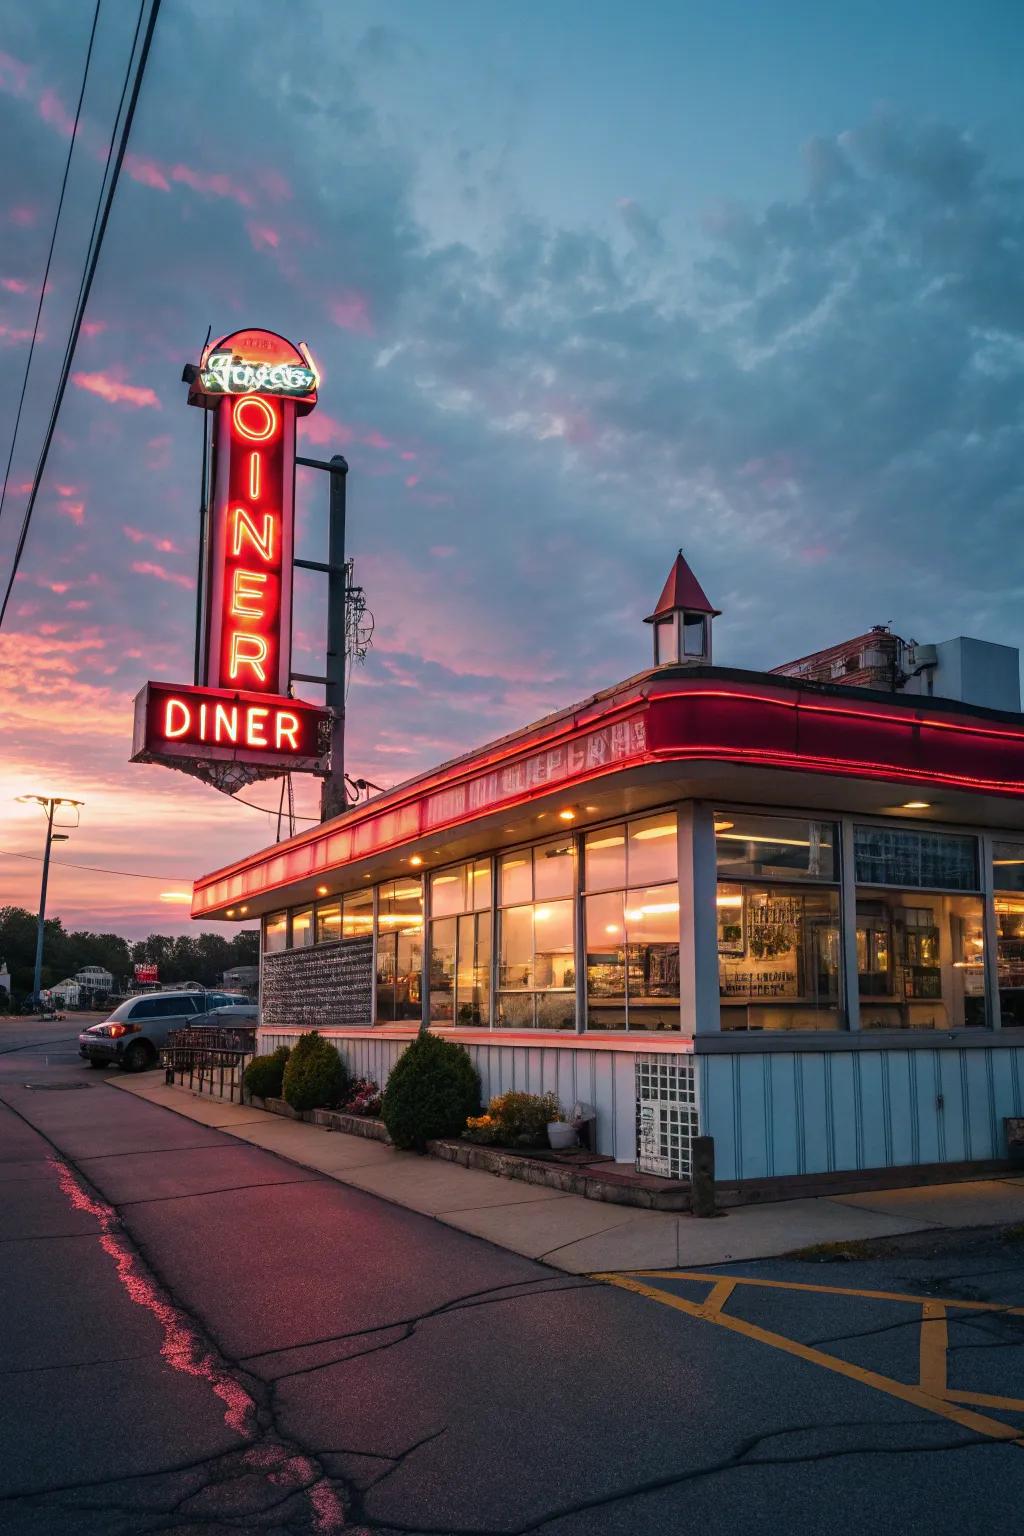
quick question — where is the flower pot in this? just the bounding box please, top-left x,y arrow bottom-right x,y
547,1121 -> 578,1151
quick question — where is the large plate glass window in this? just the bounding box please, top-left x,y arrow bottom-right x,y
855,826 -> 985,1030
497,840 -> 575,1029
716,812 -> 841,1031
991,840 -> 1024,1026
315,901 -> 341,944
584,813 -> 679,1031
291,907 -> 314,948
428,860 -> 492,1026
263,911 -> 287,953
376,879 -> 423,1022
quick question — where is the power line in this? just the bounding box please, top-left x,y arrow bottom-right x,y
0,1 -> 102,533
0,0 -> 163,628
0,849 -> 191,883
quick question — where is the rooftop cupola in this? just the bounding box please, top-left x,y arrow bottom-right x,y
644,549 -> 720,667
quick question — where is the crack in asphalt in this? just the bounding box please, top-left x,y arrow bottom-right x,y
245,1279 -> 602,1384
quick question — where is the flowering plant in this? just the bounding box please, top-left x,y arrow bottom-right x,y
463,1113 -> 501,1144
344,1077 -> 382,1117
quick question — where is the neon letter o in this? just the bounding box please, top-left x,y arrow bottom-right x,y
233,395 -> 279,442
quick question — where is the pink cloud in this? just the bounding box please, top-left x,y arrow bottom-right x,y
363,429 -> 393,450
400,450 -> 417,461
71,371 -> 160,409
59,501 -> 85,525
144,435 -> 173,470
0,323 -> 33,344
66,599 -> 91,611
38,87 -> 76,139
55,483 -> 78,496
2,276 -> 28,293
0,50 -> 29,95
299,410 -> 355,448
171,163 -> 253,206
247,221 -> 279,250
329,291 -> 373,335
8,204 -> 36,227
81,319 -> 106,338
130,560 -> 194,590
405,474 -> 419,488
124,153 -> 171,191
123,524 -> 184,555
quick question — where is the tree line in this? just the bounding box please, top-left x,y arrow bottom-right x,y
0,906 -> 258,1001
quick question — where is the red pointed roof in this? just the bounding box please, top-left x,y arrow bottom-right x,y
644,549 -> 720,623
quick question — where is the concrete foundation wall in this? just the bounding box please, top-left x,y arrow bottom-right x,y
699,1043 -> 1024,1182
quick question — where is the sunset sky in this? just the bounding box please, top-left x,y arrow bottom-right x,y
1,0 -> 1022,937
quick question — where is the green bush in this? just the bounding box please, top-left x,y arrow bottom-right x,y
463,1091 -> 564,1148
243,1045 -> 290,1100
381,1032 -> 481,1151
281,1031 -> 350,1113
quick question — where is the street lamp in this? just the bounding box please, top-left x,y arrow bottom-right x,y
15,795 -> 84,1008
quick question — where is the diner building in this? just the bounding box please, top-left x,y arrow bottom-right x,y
192,553 -> 1024,1187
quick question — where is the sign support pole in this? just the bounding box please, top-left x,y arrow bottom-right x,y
322,455 -> 349,822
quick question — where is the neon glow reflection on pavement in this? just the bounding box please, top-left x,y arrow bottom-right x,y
49,1155 -> 346,1532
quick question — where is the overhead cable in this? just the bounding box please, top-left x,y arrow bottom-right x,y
0,1 -> 102,534
0,0 -> 163,628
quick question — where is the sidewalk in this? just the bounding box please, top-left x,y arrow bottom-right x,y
110,1076 -> 1024,1272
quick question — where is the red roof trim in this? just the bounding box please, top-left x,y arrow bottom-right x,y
644,550 -> 720,622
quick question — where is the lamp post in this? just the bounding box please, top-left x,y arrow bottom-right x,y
15,795 -> 84,1008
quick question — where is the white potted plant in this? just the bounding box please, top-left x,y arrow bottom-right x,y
547,1106 -> 578,1150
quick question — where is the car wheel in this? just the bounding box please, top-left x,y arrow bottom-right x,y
121,1041 -> 154,1073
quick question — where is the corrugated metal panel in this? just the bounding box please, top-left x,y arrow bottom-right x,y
701,1046 -> 1024,1180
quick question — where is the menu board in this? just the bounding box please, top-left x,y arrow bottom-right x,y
262,936 -> 374,1031
719,891 -> 802,999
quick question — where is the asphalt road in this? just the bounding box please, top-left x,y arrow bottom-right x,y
2,1019 -> 1023,1535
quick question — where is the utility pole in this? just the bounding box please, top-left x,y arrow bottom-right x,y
16,795 -> 83,1007
292,454 -> 349,822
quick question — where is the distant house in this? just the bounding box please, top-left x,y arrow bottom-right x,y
74,965 -> 114,995
49,978 -> 81,1007
222,964 -> 259,996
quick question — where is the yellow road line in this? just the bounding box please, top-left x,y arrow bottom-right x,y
919,1302 -> 948,1397
627,1270 -> 1024,1317
947,1389 -> 1024,1412
702,1278 -> 736,1316
599,1273 -> 1024,1446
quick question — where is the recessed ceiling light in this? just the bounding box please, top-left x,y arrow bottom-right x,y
316,885 -> 329,896
902,800 -> 931,810
558,809 -> 576,822
410,855 -> 423,867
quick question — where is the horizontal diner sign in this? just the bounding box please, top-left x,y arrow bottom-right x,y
192,712 -> 649,913
424,716 -> 648,830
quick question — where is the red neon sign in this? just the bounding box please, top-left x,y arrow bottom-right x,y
132,681 -> 330,774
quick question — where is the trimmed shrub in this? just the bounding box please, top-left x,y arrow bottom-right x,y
243,1046 -> 290,1101
464,1091 -> 564,1148
381,1032 -> 481,1151
281,1031 -> 350,1113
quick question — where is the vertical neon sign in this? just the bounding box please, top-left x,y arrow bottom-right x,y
194,330 -> 318,695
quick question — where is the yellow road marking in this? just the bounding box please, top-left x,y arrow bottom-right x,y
701,1278 -> 736,1316
919,1302 -> 948,1398
626,1270 -> 1024,1317
598,1273 -> 1024,1447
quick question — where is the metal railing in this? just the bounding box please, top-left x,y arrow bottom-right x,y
163,1025 -> 257,1103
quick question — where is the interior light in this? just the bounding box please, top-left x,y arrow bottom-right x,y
226,908 -> 236,918
432,874 -> 458,885
716,893 -> 743,908
240,905 -> 248,914
410,855 -> 423,866
316,885 -> 329,896
902,801 -> 931,810
558,809 -> 576,822
716,833 -> 811,847
587,834 -> 625,850
639,902 -> 680,915
534,907 -> 552,921
713,819 -> 734,832
503,857 -> 528,868
604,924 -> 620,934
631,823 -> 675,841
